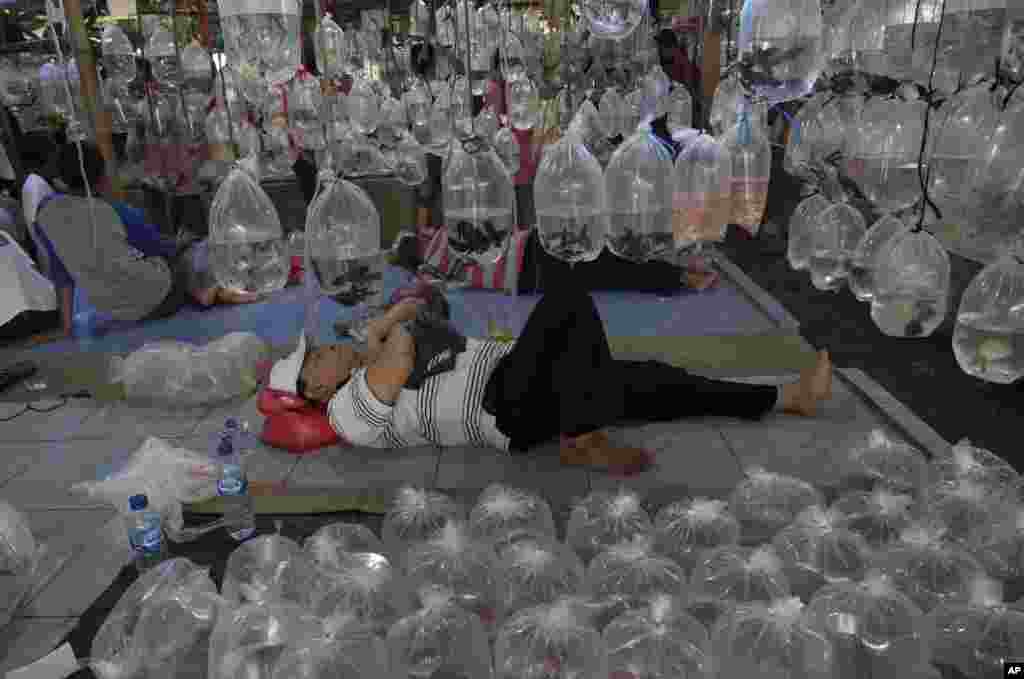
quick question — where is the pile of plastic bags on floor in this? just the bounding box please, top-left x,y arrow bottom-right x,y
65,428 -> 1024,678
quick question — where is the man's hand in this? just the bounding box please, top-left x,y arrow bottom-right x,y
366,299 -> 424,355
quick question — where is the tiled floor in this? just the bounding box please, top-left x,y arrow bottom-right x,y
0,369 -> 950,669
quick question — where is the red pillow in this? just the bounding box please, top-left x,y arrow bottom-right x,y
257,387 -> 347,454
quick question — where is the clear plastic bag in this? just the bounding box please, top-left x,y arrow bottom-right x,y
925,576 -> 1024,679
673,133 -> 732,249
737,0 -> 825,104
566,489 -> 653,564
692,545 -> 791,606
786,195 -> 832,272
807,202 -> 867,292
848,216 -> 913,304
382,486 -> 465,560
831,489 -> 914,550
871,229 -> 950,338
722,99 -> 772,236
604,594 -> 712,679
804,573 -> 930,679
653,498 -> 741,578
468,484 -> 557,547
585,538 -> 688,610
871,524 -> 985,613
494,598 -> 608,679
930,438 -> 1021,500
925,479 -> 1016,550
839,429 -> 929,500
710,597 -> 834,679
111,332 -> 269,407
385,589 -> 493,679
499,536 -> 585,619
273,619 -> 389,679
222,535 -> 319,608
404,521 -> 506,637
772,506 -> 872,601
729,469 -> 825,545
310,552 -> 414,636
91,558 -> 222,679
304,522 -> 387,570
969,507 -> 1024,581
207,601 -> 323,679
0,499 -> 37,575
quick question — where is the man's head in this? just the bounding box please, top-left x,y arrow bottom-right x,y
55,141 -> 106,195
297,343 -> 365,402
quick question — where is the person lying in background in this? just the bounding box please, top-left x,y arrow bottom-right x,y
270,285 -> 832,472
25,143 -> 260,337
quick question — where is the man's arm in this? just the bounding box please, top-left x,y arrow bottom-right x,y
364,299 -> 423,362
365,322 -> 415,405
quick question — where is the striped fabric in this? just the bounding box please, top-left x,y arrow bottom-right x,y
420,225 -> 532,295
328,337 -> 517,452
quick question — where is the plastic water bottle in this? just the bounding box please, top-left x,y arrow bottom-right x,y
127,494 -> 164,571
217,418 -> 256,541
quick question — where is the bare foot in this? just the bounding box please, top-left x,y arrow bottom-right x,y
781,350 -> 832,417
216,288 -> 263,305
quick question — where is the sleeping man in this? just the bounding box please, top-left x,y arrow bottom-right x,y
270,285 -> 832,472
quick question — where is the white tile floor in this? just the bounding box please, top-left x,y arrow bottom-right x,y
0,368 -> 949,672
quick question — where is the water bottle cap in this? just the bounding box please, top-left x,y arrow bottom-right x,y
129,494 -> 148,510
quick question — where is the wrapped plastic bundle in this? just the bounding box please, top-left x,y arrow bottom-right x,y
924,479 -> 1016,549
729,469 -> 824,545
0,499 -> 37,575
925,576 -> 1024,679
604,595 -> 712,679
803,574 -> 930,679
566,489 -> 653,564
871,524 -> 985,613
208,601 -> 323,679
382,486 -> 465,559
92,558 -> 221,679
692,546 -> 791,606
838,429 -> 928,500
930,438 -> 1021,501
385,588 -> 493,679
585,538 -> 688,611
469,484 -> 557,547
653,498 -> 741,577
111,333 -> 270,407
772,506 -> 872,601
710,597 -> 834,679
303,522 -> 386,570
499,536 -> 585,618
494,598 -> 608,679
310,552 -> 414,636
221,535 -> 318,607
404,521 -> 506,637
831,489 -> 914,549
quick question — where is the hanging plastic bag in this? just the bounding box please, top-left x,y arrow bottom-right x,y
110,333 -> 269,407
274,617 -> 389,679
315,12 -> 348,79
208,156 -> 289,295
605,124 -> 675,263
495,597 -> 609,679
838,428 -> 929,500
673,133 -> 732,249
709,72 -> 741,137
807,202 -> 867,292
803,573 -> 930,679
871,523 -> 985,613
692,545 -> 791,606
382,486 -> 465,559
723,98 -> 772,236
567,489 -> 653,565
871,229 -> 950,337
0,499 -> 37,575
831,489 -> 915,550
386,588 -> 494,679
787,195 -> 833,271
954,244 -> 1024,383
90,558 -> 222,679
737,0 -> 825,104
443,136 -> 517,264
468,484 -> 556,547
221,534 -> 319,607
772,506 -> 872,601
729,468 -> 825,545
653,498 -> 741,578
847,215 -> 913,303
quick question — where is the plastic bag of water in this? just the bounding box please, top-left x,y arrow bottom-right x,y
0,499 -> 36,575
692,545 -> 791,606
710,597 -> 835,679
469,484 -> 557,547
802,574 -> 931,679
585,537 -> 688,611
274,616 -> 389,679
404,521 -> 506,637
303,522 -> 387,569
930,438 -> 1021,501
830,489 -> 915,550
207,601 -> 322,679
222,534 -> 319,607
604,594 -> 712,679
771,506 -> 872,601
729,468 -> 824,545
925,478 -> 1017,550
311,551 -> 414,637
494,597 -> 608,679
385,588 -> 493,679
566,488 -> 653,565
653,498 -> 741,579
871,229 -> 950,338
498,536 -> 585,618
382,486 -> 465,560
838,428 -> 929,500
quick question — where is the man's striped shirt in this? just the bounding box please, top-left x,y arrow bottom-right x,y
328,338 -> 517,451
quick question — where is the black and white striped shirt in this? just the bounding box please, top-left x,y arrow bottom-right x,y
328,338 -> 517,451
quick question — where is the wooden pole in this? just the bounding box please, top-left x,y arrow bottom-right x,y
64,0 -> 123,198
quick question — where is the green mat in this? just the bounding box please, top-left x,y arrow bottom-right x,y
2,334 -> 816,406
